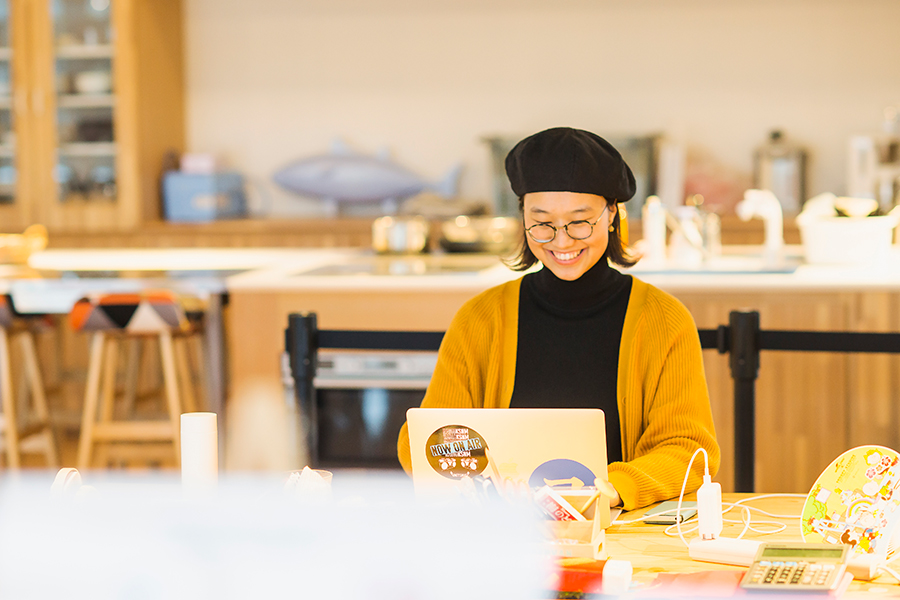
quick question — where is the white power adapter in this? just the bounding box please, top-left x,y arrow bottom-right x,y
686,466 -> 764,567
696,474 -> 722,539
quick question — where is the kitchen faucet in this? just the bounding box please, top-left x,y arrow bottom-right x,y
736,189 -> 785,269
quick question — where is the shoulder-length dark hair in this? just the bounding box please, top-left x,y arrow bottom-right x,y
504,196 -> 637,271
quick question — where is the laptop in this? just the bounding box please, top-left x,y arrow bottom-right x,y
406,408 -> 609,497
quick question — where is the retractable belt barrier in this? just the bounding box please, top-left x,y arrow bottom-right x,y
286,311 -> 900,492
699,310 -> 900,493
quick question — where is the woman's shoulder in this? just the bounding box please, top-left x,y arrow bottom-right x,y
452,277 -> 522,327
629,277 -> 696,326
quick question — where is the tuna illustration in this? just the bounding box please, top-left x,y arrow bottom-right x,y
273,141 -> 462,214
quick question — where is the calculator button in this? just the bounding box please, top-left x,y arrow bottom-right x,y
759,560 -> 771,567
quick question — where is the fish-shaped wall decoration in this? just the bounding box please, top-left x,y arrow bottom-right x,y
273,141 -> 462,214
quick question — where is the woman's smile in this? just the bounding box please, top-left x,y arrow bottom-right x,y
548,249 -> 585,264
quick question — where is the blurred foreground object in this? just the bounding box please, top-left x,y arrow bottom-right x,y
0,472 -> 547,600
0,224 -> 48,265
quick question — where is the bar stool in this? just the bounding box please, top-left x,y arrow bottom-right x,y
0,295 -> 59,469
70,290 -> 203,470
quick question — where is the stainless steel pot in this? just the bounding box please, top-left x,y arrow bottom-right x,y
371,216 -> 430,254
439,215 -> 522,254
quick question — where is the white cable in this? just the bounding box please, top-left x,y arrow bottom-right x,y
878,565 -> 900,583
722,502 -> 788,535
616,452 -> 800,546
726,494 -> 805,519
676,447 -> 709,547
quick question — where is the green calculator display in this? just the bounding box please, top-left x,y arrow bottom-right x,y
740,543 -> 851,592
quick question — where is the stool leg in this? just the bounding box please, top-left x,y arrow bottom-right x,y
0,327 -> 20,469
174,337 -> 197,414
121,338 -> 141,418
20,330 -> 59,468
95,336 -> 119,467
158,331 -> 182,465
99,337 -> 119,422
77,333 -> 106,470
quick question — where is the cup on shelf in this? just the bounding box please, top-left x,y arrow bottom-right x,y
73,70 -> 111,95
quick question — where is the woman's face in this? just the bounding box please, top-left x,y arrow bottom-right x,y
523,191 -> 616,281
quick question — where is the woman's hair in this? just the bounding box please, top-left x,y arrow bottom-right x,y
504,196 -> 637,271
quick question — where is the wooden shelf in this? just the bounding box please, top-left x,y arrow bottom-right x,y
57,93 -> 115,108
59,142 -> 117,157
55,44 -> 113,60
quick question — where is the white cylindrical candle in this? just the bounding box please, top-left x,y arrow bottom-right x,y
181,412 -> 218,496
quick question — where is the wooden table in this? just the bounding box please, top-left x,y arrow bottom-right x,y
607,493 -> 898,596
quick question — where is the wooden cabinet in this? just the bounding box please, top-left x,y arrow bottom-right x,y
0,0 -> 183,234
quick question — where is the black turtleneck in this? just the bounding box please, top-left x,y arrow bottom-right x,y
509,258 -> 632,464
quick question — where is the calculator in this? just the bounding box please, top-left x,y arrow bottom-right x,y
739,543 -> 851,592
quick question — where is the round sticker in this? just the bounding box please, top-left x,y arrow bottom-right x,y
528,459 -> 597,490
425,425 -> 489,479
801,445 -> 900,559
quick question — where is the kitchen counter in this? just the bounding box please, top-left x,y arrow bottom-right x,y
226,245 -> 900,293
225,245 -> 900,488
7,245 -> 898,485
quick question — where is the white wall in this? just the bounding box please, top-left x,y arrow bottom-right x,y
184,0 -> 900,217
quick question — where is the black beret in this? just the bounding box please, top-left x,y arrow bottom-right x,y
505,127 -> 636,201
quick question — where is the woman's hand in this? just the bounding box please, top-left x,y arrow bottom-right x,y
595,477 -> 622,508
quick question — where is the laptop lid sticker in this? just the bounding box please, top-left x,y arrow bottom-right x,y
426,425 -> 488,479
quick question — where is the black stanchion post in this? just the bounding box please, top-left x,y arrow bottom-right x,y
286,313 -> 319,467
729,310 -> 760,492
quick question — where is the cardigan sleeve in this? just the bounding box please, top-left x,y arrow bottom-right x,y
608,294 -> 720,511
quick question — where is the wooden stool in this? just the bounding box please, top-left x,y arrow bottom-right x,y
70,290 -> 203,470
0,295 -> 59,469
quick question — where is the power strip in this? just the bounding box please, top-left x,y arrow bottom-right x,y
845,554 -> 881,581
688,537 -> 761,567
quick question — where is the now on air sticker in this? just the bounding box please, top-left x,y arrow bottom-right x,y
425,425 -> 489,479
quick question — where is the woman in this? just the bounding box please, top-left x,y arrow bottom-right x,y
397,127 -> 719,511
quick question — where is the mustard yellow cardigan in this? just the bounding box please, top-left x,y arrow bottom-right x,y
397,275 -> 720,511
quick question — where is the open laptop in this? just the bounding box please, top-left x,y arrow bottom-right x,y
407,408 -> 609,497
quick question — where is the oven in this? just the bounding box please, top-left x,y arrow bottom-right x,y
309,349 -> 438,469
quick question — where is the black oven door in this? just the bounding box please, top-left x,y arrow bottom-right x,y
316,387 -> 426,469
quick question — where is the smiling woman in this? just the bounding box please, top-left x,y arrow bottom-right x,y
397,127 -> 720,511
522,192 -> 613,281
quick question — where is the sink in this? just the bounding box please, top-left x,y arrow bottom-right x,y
294,254 -> 503,277
628,255 -> 801,275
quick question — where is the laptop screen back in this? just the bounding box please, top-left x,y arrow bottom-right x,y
406,408 -> 608,495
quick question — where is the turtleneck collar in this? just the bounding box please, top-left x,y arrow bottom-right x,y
528,256 -> 630,314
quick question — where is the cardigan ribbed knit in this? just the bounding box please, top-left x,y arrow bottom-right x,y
397,274 -> 720,511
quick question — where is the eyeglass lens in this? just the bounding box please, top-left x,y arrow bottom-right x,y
528,221 -> 595,243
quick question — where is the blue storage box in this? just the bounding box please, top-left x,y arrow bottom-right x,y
162,171 -> 248,222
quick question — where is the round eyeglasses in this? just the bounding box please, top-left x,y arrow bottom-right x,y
525,204 -> 610,244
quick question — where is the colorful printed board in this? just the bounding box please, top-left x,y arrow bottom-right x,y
801,445 -> 900,560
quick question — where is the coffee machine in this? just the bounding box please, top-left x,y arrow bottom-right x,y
847,106 -> 900,212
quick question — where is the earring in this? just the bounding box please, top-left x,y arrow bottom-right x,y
608,224 -> 615,232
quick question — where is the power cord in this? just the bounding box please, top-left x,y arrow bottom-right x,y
617,448 -> 806,547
